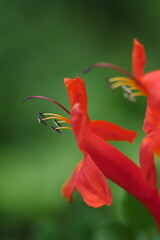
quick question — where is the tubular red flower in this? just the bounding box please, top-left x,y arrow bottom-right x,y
63,154 -> 112,207
62,77 -> 137,207
131,40 -> 160,189
24,77 -> 137,208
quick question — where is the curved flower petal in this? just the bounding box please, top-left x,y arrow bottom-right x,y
76,153 -> 112,207
144,70 -> 160,108
143,103 -> 158,134
152,131 -> 160,157
140,135 -> 157,189
62,160 -> 83,202
64,77 -> 88,113
62,154 -> 112,207
132,39 -> 146,79
71,103 -> 89,151
90,120 -> 137,143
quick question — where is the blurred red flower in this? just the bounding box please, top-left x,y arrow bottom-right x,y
85,39 -> 160,189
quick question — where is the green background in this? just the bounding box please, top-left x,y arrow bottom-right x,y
1,0 -> 160,239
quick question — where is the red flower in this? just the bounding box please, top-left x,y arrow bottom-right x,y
23,77 -> 137,208
84,39 -> 160,189
132,40 -> 160,189
62,77 -> 136,207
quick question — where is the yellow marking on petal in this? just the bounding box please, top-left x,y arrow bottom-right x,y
56,127 -> 72,130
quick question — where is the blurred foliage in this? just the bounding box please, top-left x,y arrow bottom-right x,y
1,0 -> 160,239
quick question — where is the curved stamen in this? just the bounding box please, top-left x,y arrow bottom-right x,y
41,115 -> 70,124
108,76 -> 145,93
130,91 -> 145,97
39,112 -> 71,133
57,120 -> 65,123
23,96 -> 70,115
83,62 -> 137,82
55,127 -> 72,130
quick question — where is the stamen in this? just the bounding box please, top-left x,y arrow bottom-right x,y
57,120 -> 65,123
23,97 -> 72,133
130,91 -> 145,97
41,115 -> 70,125
107,76 -> 145,101
108,77 -> 135,85
55,127 -> 72,130
38,112 -> 71,133
23,96 -> 70,115
108,77 -> 140,89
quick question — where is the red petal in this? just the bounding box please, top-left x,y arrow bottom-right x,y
64,77 -> 88,113
152,130 -> 160,157
144,70 -> 160,108
62,155 -> 112,207
62,161 -> 83,202
76,153 -> 112,207
143,102 -> 158,134
132,39 -> 146,78
90,120 -> 137,143
140,136 -> 157,188
71,103 -> 89,151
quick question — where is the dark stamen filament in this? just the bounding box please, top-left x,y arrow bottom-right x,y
23,96 -> 70,115
83,62 -> 137,82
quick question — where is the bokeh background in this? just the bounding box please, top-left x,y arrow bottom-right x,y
1,0 -> 160,239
